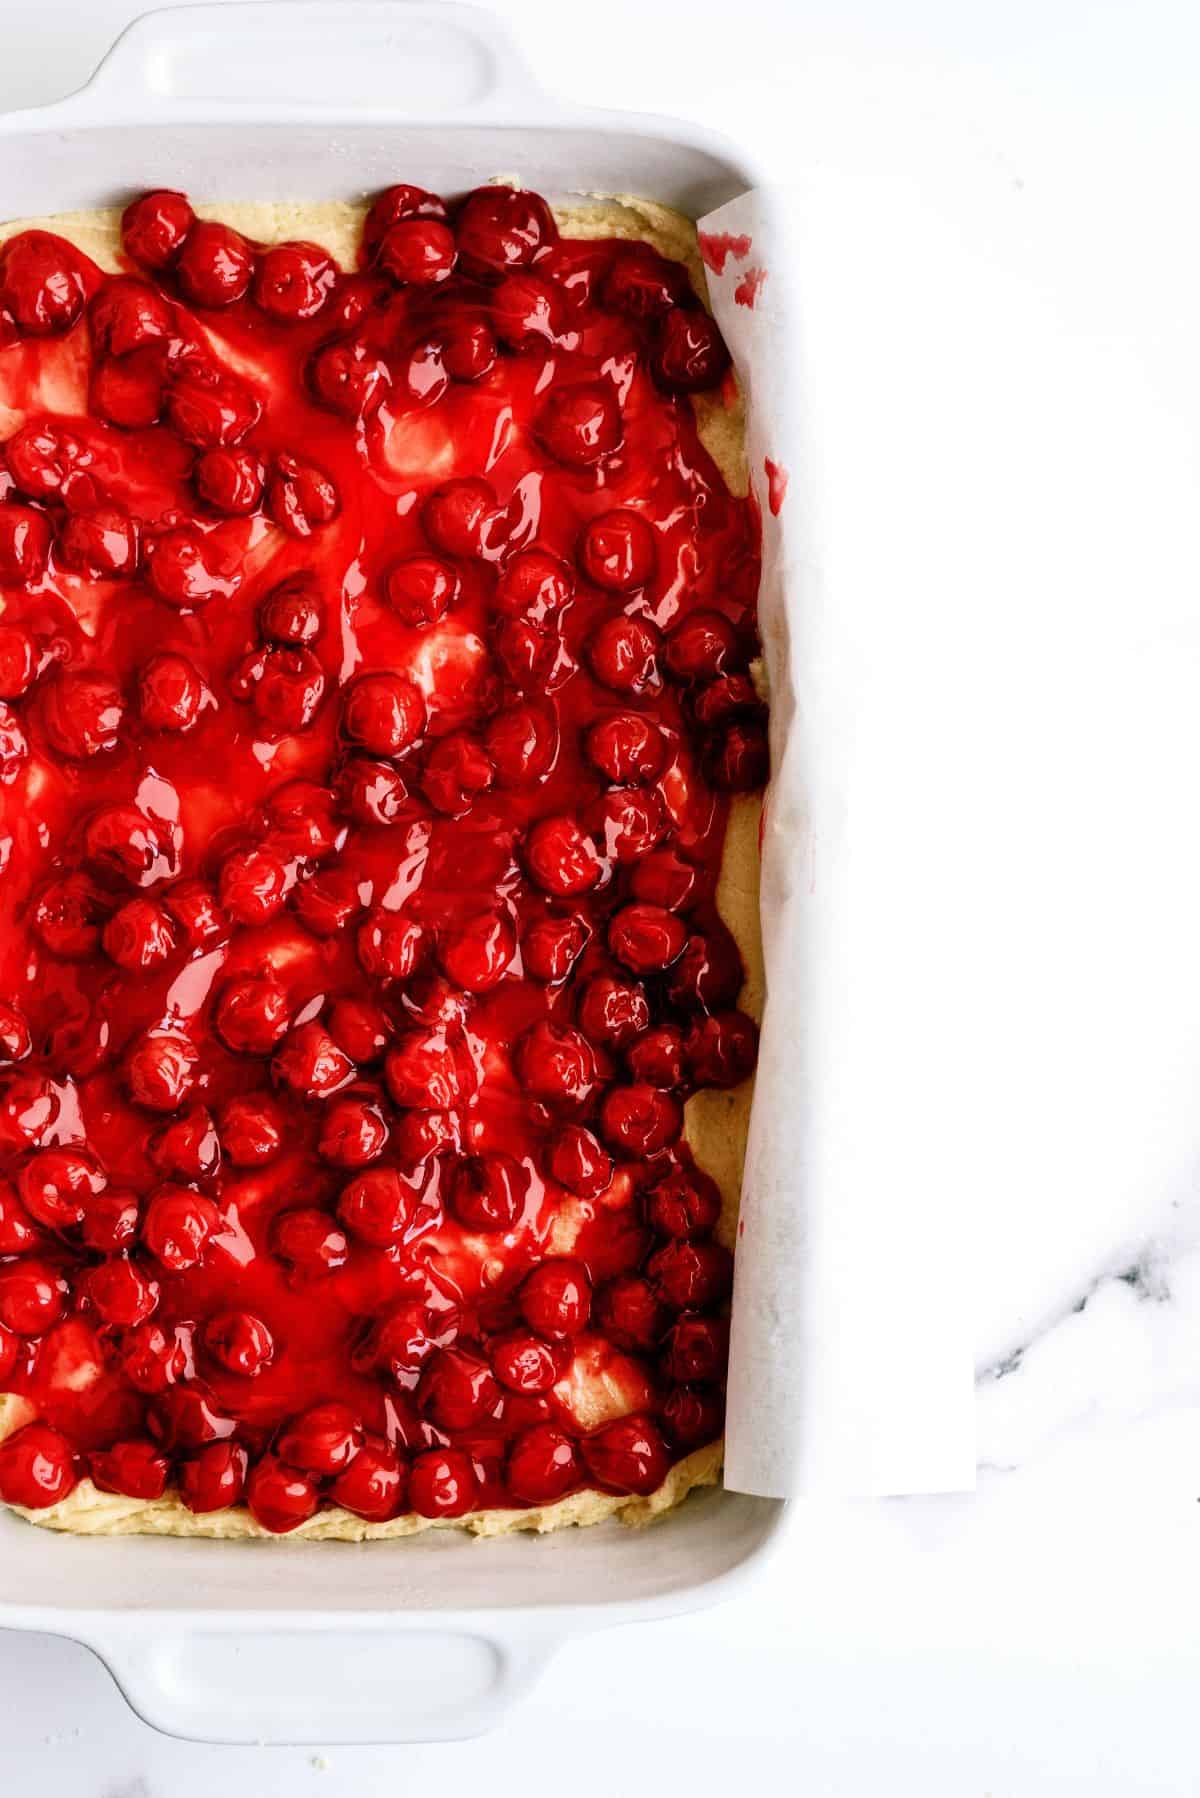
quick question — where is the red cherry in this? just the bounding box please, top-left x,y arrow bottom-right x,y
455,186 -> 556,275
102,897 -> 177,972
293,867 -> 361,939
600,1084 -> 682,1156
652,308 -> 731,392
0,701 -> 28,784
377,218 -> 457,286
363,185 -> 448,260
399,972 -> 471,1034
577,975 -> 650,1050
253,241 -> 337,320
175,221 -> 254,306
216,1094 -> 283,1168
337,757 -> 409,826
90,1438 -> 170,1501
581,1414 -> 671,1496
0,1258 -> 67,1334
0,1000 -> 33,1065
0,1181 -> 41,1255
663,1385 -> 725,1449
514,1020 -> 596,1105
137,652 -> 206,733
84,1256 -> 160,1328
648,1238 -> 733,1310
0,1073 -> 61,1154
693,671 -> 763,727
365,1296 -> 455,1380
587,615 -> 661,694
422,734 -> 495,817
179,1440 -> 248,1513
146,528 -> 238,608
122,189 -> 195,268
393,1108 -> 460,1166
270,1206 -> 349,1276
686,1011 -> 759,1088
194,446 -> 265,515
662,1314 -> 729,1384
341,671 -> 426,755
32,873 -> 108,960
41,670 -> 123,758
241,644 -> 326,735
357,907 -> 425,981
141,1185 -> 220,1271
519,1258 -> 591,1338
492,617 -> 558,691
608,902 -> 687,973
443,317 -> 497,382
664,609 -> 738,681
491,271 -> 565,347
448,1152 -> 527,1233
164,880 -> 228,948
706,719 -> 769,791
585,713 -> 665,785
267,453 -> 340,537
89,276 -> 173,355
327,996 -> 392,1064
57,501 -> 135,580
149,1384 -> 236,1450
151,1104 -> 220,1181
246,1455 -> 320,1533
628,1025 -> 686,1088
666,926 -> 744,1013
331,1437 -> 407,1521
337,1166 -> 417,1246
0,230 -> 87,335
523,912 -> 587,983
578,509 -> 656,593
524,815 -> 602,897
418,1347 -> 499,1430
214,978 -> 290,1057
384,554 -> 461,628
274,1022 -> 355,1100
18,1145 -> 106,1229
595,1275 -> 667,1352
318,1097 -> 389,1168
165,365 -> 261,448
308,338 -> 391,420
80,1191 -> 140,1253
218,844 -> 288,926
409,1446 -> 478,1518
495,549 -> 574,621
204,1309 -> 274,1377
0,506 -> 51,585
601,244 -> 691,319
120,1321 -> 189,1394
506,1423 -> 581,1505
483,702 -> 558,791
630,849 -> 700,912
421,476 -> 500,559
535,380 -> 623,468
84,804 -> 176,888
591,788 -> 671,865
126,1032 -> 198,1112
5,418 -> 94,500
0,624 -> 36,703
0,1423 -> 78,1508
547,1124 -> 612,1199
384,1030 -> 468,1110
437,908 -> 514,992
90,345 -> 166,428
489,1330 -> 565,1395
278,1401 -> 363,1475
265,778 -> 339,858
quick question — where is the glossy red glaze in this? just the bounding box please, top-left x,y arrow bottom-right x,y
0,185 -> 761,1520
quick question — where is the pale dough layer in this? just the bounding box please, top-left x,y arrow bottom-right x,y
0,194 -> 762,1542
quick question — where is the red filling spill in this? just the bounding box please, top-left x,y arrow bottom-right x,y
0,185 -> 765,1530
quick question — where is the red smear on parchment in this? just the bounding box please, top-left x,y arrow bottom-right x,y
698,230 -> 752,274
764,458 -> 789,515
734,267 -> 767,308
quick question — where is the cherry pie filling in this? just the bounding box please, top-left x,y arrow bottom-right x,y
0,184 -> 765,1530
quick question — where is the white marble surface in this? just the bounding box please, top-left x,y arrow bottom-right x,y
4,0 -> 1200,1788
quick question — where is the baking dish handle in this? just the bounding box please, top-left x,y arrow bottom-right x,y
82,1621 -> 565,1744
80,0 -> 549,118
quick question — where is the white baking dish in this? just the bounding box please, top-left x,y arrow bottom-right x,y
0,0 -> 787,1744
